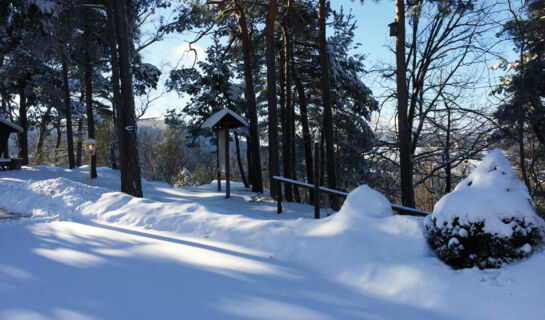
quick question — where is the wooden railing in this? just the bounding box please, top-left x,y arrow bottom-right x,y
272,142 -> 431,219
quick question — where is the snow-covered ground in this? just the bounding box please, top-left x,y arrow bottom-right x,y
1,166 -> 544,319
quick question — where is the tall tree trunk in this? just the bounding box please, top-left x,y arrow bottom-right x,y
76,118 -> 83,167
109,0 -> 143,197
517,32 -> 531,190
395,0 -> 415,207
444,106 -> 452,193
233,1 -> 263,193
291,119 -> 300,202
281,11 -> 294,202
290,77 -> 299,202
279,48 -> 292,201
292,65 -> 314,201
76,87 -> 84,167
35,106 -> 52,164
17,80 -> 29,165
61,49 -> 76,169
283,2 -> 300,203
54,123 -> 62,164
320,133 -> 325,186
245,133 -> 253,184
265,0 -> 280,199
84,30 -> 97,178
235,132 -> 249,188
318,0 -> 338,209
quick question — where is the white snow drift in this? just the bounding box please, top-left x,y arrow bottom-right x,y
1,164 -> 545,319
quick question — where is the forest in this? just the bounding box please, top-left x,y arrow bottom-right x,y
1,0 -> 544,214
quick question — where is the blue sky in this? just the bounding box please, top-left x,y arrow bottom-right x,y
139,1 -> 398,119
139,0 -> 508,121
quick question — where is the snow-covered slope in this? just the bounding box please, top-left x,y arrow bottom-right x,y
1,166 -> 545,319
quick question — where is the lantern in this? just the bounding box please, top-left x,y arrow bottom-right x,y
83,139 -> 97,185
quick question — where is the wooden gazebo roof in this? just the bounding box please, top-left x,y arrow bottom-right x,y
0,118 -> 23,133
201,109 -> 248,129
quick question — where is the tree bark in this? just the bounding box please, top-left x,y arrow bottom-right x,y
517,31 -> 531,190
35,106 -> 52,164
235,132 -> 249,188
444,106 -> 452,193
54,123 -> 62,164
246,133 -> 253,184
76,118 -> 83,167
279,48 -> 292,201
318,0 -> 338,209
233,1 -> 263,193
265,0 -> 280,199
110,0 -> 143,197
320,133 -> 325,186
292,65 -> 314,202
291,80 -> 300,203
281,9 -> 294,202
61,48 -> 76,169
17,80 -> 29,165
395,0 -> 415,207
55,123 -> 62,149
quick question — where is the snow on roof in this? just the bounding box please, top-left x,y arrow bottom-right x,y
0,118 -> 23,133
201,109 -> 249,129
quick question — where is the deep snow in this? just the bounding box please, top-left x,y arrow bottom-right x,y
1,165 -> 545,319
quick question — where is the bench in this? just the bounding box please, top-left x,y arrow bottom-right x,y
0,158 -> 21,171
0,158 -> 10,171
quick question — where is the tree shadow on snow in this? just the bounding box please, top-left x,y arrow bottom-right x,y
0,221 -> 454,320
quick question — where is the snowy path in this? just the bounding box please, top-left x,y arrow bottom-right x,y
0,220 -> 446,320
0,166 -> 318,220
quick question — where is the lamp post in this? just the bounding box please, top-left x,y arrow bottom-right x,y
84,139 -> 96,185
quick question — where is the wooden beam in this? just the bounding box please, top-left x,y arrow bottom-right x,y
272,175 -> 431,217
217,129 -> 221,191
225,128 -> 230,198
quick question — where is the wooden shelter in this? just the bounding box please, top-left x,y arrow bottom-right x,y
201,109 -> 249,198
0,119 -> 22,158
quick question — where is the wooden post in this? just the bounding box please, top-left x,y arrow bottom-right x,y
217,129 -> 221,191
225,128 -> 230,198
314,142 -> 320,219
88,150 -> 92,186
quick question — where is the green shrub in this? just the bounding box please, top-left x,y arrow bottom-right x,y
425,215 -> 542,269
171,167 -> 193,187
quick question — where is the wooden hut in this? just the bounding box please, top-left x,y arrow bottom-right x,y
201,109 -> 249,198
0,118 -> 23,170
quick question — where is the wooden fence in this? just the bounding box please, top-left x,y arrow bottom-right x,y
273,142 -> 431,219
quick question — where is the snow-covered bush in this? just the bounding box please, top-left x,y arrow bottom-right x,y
425,149 -> 544,269
171,167 -> 193,187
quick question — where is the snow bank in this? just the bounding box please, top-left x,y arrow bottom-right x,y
3,166 -> 545,319
0,172 -> 431,303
